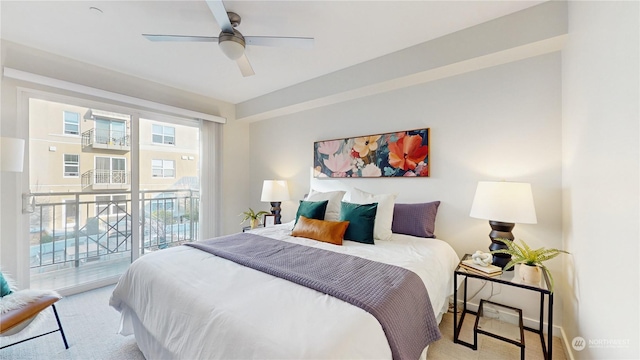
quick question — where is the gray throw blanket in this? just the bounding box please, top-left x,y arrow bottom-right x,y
186,232 -> 441,360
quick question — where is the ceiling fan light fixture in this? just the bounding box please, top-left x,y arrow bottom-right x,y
219,30 -> 245,60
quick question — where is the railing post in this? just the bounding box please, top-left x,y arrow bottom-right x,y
38,203 -> 44,267
189,190 -> 194,241
74,193 -> 80,268
140,191 -> 146,254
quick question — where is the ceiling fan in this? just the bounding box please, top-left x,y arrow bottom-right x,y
142,0 -> 314,77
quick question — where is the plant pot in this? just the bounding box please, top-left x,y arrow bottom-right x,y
250,218 -> 260,229
519,264 -> 541,284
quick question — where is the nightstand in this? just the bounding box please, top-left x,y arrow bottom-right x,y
454,253 -> 554,360
242,226 -> 251,232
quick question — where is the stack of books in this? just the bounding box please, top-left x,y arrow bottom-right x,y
460,259 -> 503,277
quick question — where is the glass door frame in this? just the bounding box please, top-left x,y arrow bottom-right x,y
21,89 -> 142,294
16,86 -> 209,295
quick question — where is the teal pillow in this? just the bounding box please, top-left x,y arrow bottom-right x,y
294,200 -> 329,226
339,201 -> 378,244
0,272 -> 13,297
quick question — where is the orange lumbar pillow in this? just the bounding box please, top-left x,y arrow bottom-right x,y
291,216 -> 350,245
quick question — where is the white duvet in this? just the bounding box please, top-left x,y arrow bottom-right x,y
109,223 -> 460,360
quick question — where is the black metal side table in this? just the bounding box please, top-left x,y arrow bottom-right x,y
453,253 -> 554,360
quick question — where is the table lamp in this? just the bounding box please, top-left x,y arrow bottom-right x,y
261,180 -> 290,224
469,181 -> 537,269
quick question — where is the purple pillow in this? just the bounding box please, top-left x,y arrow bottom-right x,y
391,202 -> 441,238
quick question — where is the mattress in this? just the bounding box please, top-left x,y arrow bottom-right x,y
109,222 -> 460,359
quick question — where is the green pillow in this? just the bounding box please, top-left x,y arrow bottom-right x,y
339,201 -> 378,244
294,200 -> 329,226
0,272 -> 13,297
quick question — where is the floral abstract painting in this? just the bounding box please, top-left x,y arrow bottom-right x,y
313,128 -> 430,178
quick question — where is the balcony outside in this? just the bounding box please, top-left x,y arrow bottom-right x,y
81,169 -> 131,190
29,189 -> 200,290
82,128 -> 131,151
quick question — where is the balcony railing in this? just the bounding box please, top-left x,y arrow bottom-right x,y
28,189 -> 199,271
82,128 -> 130,151
82,169 -> 130,190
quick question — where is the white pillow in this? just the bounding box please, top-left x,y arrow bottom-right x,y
349,188 -> 398,241
305,189 -> 347,221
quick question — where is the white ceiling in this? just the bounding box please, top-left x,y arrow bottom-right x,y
1,1 -> 543,104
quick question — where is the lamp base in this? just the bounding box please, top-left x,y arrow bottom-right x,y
270,201 -> 282,224
488,220 -> 515,270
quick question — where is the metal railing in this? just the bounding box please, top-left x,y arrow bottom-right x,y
27,189 -> 199,270
82,128 -> 130,148
81,169 -> 130,188
140,189 -> 199,253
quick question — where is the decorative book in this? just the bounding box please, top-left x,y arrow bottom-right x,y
461,266 -> 502,277
460,259 -> 502,275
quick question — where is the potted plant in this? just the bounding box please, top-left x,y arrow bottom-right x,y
490,238 -> 569,291
240,208 -> 269,229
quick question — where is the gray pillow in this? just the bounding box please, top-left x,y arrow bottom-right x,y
391,202 -> 441,238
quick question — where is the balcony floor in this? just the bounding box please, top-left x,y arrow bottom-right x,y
30,256 -> 132,291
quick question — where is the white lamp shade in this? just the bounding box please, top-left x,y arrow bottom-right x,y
261,180 -> 290,202
1,137 -> 25,172
469,181 -> 537,224
219,40 -> 245,60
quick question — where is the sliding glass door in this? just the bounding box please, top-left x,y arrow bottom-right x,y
95,118 -> 127,146
95,156 -> 127,185
27,95 -> 201,292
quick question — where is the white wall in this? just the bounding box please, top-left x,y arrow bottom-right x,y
249,52 -> 564,328
562,1 -> 640,358
220,118 -> 251,235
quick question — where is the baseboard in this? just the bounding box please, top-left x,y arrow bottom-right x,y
560,327 -> 576,360
56,275 -> 120,297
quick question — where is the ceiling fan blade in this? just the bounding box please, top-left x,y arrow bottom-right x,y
143,34 -> 218,42
245,36 -> 314,50
205,0 -> 234,34
236,54 -> 255,77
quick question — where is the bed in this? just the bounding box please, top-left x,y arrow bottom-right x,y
110,191 -> 460,360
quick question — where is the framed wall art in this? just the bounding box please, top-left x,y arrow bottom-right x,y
313,128 -> 430,178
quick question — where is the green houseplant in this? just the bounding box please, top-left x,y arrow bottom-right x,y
490,238 -> 569,292
240,208 -> 269,229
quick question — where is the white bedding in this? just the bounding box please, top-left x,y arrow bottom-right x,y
109,222 -> 460,359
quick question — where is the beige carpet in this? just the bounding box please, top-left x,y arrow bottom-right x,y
1,285 -> 567,359
0,285 -> 145,360
428,312 -> 567,360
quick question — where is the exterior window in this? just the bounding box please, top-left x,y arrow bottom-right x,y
64,111 -> 80,135
64,154 -> 80,177
95,118 -> 127,145
95,157 -> 127,184
152,160 -> 175,178
152,124 -> 175,145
